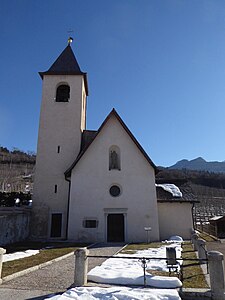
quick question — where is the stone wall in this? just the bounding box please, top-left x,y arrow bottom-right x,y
0,207 -> 31,245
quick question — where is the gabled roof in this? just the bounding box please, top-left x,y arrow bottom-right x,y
65,108 -> 157,178
39,44 -> 88,95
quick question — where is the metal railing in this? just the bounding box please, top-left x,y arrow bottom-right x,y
195,222 -> 217,237
87,254 -> 208,287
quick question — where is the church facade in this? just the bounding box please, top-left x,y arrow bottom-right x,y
65,109 -> 160,242
32,41 -> 194,242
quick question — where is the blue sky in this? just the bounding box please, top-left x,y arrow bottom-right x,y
1,0 -> 225,167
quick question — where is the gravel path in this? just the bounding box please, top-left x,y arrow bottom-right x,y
0,243 -> 125,300
206,240 -> 225,256
201,239 -> 225,287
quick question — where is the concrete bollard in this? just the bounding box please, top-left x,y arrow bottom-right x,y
190,228 -> 196,236
192,233 -> 198,251
208,251 -> 225,300
197,239 -> 207,264
0,247 -> 6,284
74,247 -> 89,286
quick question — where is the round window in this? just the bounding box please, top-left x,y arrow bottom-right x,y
110,185 -> 121,197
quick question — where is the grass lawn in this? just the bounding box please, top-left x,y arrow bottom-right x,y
121,242 -> 163,254
198,231 -> 218,242
181,242 -> 208,288
2,241 -> 88,278
120,241 -> 209,289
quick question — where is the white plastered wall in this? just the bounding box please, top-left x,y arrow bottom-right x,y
158,202 -> 193,240
68,114 -> 159,243
32,75 -> 86,239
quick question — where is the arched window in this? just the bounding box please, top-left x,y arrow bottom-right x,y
109,146 -> 121,170
56,84 -> 70,102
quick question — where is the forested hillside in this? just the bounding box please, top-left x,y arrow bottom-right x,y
156,167 -> 225,189
157,168 -> 225,225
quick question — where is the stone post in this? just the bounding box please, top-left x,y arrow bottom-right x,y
192,233 -> 198,251
208,251 -> 225,300
190,228 -> 196,236
197,239 -> 207,264
74,248 -> 89,286
0,247 -> 6,284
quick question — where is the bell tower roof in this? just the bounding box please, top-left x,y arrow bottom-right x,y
39,41 -> 88,95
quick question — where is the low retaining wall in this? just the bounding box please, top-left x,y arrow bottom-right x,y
0,207 -> 31,245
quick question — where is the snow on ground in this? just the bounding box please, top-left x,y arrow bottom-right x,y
3,249 -> 40,262
48,240 -> 183,299
88,241 -> 182,288
168,236 -> 183,242
48,286 -> 181,300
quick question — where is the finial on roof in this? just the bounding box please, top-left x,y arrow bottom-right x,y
68,36 -> 73,45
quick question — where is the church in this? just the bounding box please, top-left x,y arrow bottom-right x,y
31,39 -> 195,243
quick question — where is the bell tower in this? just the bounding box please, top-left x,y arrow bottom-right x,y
32,38 -> 88,239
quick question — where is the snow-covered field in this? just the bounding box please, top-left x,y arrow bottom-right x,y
48,238 -> 183,300
48,286 -> 181,300
3,249 -> 40,262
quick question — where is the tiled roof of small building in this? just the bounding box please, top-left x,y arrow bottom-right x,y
156,182 -> 198,203
209,215 -> 225,222
81,130 -> 97,151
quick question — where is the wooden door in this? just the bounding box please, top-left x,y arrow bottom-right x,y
107,214 -> 125,242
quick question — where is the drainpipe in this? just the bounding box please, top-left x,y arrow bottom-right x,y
65,176 -> 71,240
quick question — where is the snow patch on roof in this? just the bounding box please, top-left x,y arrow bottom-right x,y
156,184 -> 182,198
210,216 -> 224,221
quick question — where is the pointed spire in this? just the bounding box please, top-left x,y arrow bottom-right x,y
40,42 -> 83,76
39,39 -> 88,95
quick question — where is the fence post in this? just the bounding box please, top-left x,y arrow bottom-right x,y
0,247 -> 6,284
208,251 -> 225,300
191,228 -> 196,234
197,239 -> 207,264
74,248 -> 89,286
192,233 -> 198,251
191,229 -> 197,242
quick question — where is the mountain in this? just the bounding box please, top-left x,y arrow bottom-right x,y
169,157 -> 225,173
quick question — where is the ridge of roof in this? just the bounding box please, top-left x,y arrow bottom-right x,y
39,44 -> 88,95
65,108 -> 158,178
